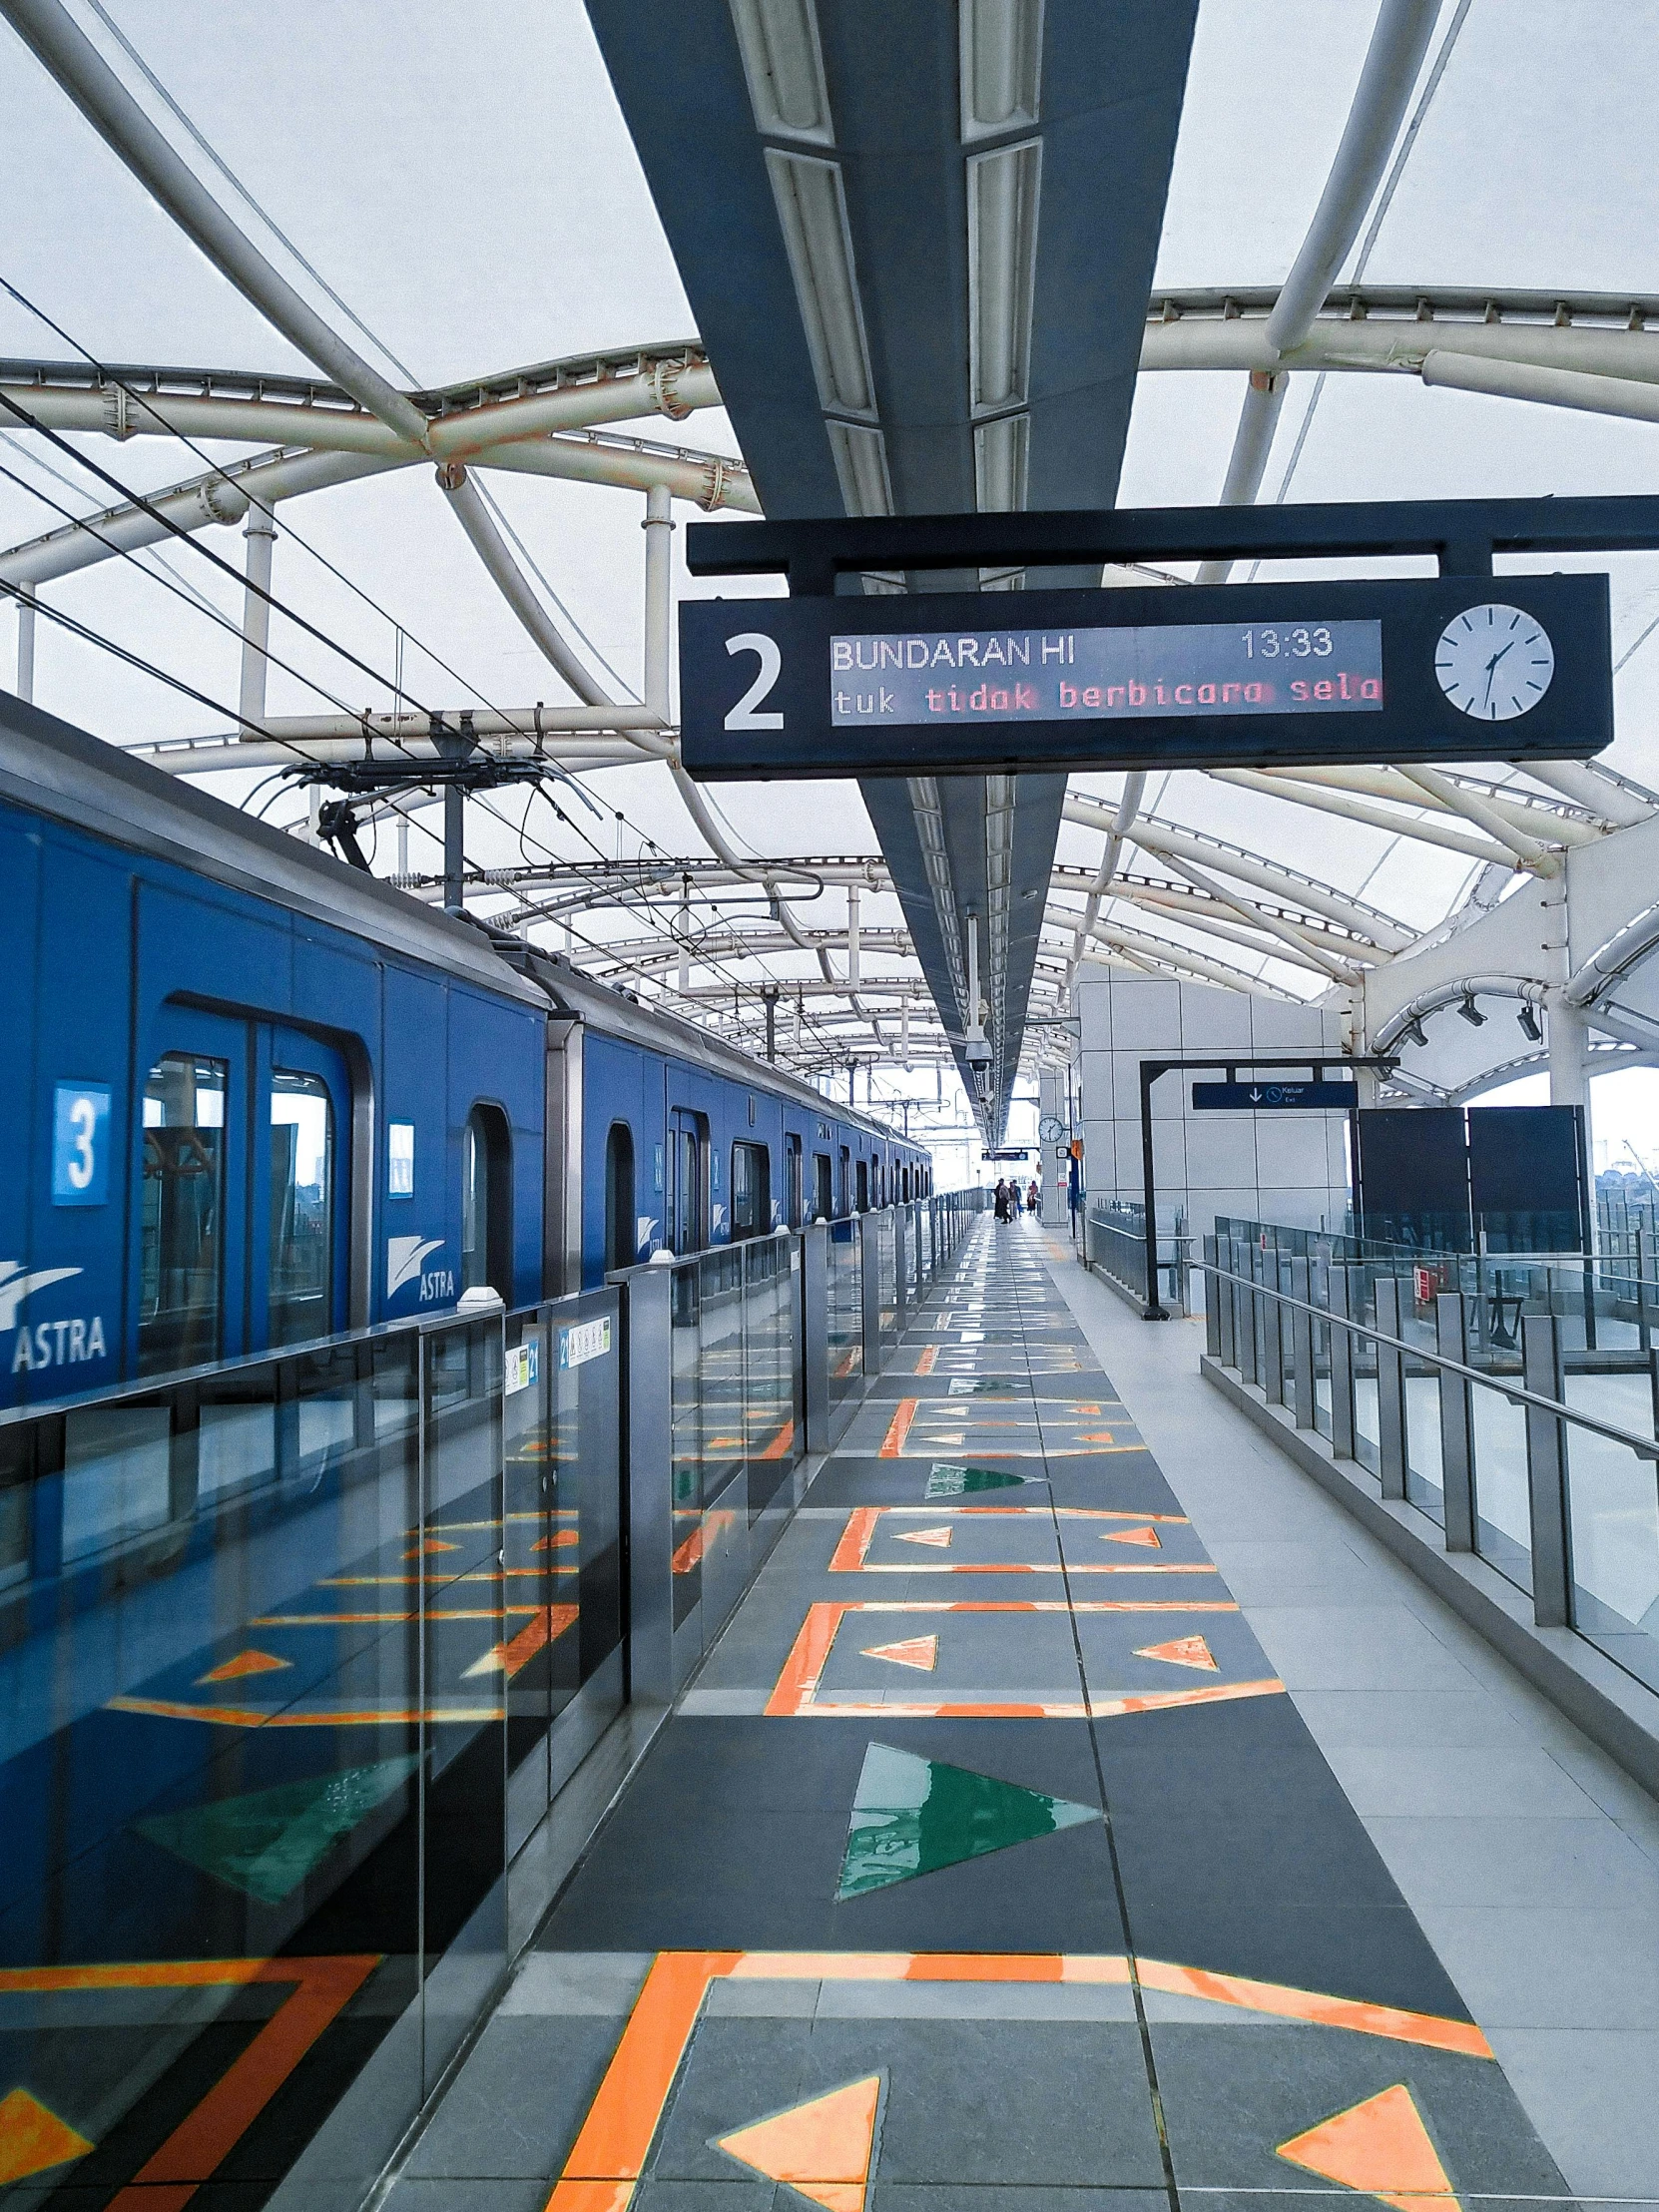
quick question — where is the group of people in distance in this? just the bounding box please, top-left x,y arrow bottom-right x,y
992,1176 -> 1039,1224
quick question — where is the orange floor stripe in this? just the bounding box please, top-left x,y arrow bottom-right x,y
544,1947 -> 1488,2211
760,1417 -> 797,1461
463,1604 -> 580,1679
828,1508 -> 881,1572
549,1951 -> 741,2205
914,1345 -> 938,1375
107,1697 -> 505,1727
0,1957 -> 377,2211
1137,1960 -> 1492,2058
878,1399 -> 918,1456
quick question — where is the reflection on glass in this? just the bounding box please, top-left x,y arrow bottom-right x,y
1402,1374 -> 1445,1524
140,1054 -> 226,1374
1564,1407 -> 1659,1696
1471,1386 -> 1533,1592
271,1071 -> 333,1347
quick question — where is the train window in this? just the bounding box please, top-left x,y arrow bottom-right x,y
387,1120 -> 415,1196
814,1151 -> 832,1221
604,1122 -> 636,1272
463,1104 -> 514,1296
786,1134 -> 804,1228
855,1160 -> 868,1213
731,1141 -> 770,1240
270,1072 -> 333,1347
140,1055 -> 226,1375
669,1107 -> 708,1255
902,1166 -> 911,1201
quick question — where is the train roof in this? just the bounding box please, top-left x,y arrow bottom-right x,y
0,690 -> 916,1153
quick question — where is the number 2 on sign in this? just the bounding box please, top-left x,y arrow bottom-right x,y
724,632 -> 784,731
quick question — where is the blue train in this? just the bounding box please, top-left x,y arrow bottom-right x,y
0,692 -> 929,1410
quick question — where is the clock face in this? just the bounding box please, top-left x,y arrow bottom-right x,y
1435,604 -> 1554,721
1039,1115 -> 1064,1142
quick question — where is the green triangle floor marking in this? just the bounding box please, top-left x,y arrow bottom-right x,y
924,1461 -> 1030,1497
836,1742 -> 1098,1901
135,1755 -> 422,1906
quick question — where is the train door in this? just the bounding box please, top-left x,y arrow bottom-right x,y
836,1145 -> 850,1217
855,1159 -> 868,1213
137,1015 -> 351,1373
462,1102 -> 514,1295
604,1122 -> 636,1272
731,1140 -> 770,1241
814,1151 -> 832,1221
138,1012 -> 245,1375
785,1134 -> 804,1228
668,1107 -> 709,1255
263,1028 -> 349,1349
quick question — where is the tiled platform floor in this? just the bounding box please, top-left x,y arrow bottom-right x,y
394,1218 -> 1650,2210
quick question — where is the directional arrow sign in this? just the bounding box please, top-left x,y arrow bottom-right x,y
1192,1082 -> 1358,1111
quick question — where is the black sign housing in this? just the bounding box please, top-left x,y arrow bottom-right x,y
680,573 -> 1610,779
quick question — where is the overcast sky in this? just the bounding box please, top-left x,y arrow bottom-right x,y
5,0 -> 1659,1168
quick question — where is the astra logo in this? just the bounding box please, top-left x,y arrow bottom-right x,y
1,1262 -> 107,1375
387,1235 -> 455,1303
0,1262 -> 81,1331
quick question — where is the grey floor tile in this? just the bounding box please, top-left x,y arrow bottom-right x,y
1413,1903 -> 1659,2028
1241,1605 -> 1482,1690
1286,1687 -> 1531,1749
1365,1812 -> 1659,1910
381,2183 -> 552,2212
500,1950 -> 651,2015
402,2016 -> 620,2178
1486,2026 -> 1659,2197
1320,1742 -> 1608,1819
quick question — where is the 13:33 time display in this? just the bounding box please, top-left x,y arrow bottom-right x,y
1240,627 -> 1335,659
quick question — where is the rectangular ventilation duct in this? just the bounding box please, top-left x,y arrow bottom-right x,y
765,149 -> 879,421
828,421 -> 894,518
967,138 -> 1042,416
960,0 -> 1044,142
729,0 -> 833,143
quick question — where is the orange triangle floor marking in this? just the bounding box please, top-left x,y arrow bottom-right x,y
532,1530 -> 580,1550
1133,1634 -> 1219,1672
859,1635 -> 938,1672
196,1648 -> 291,1685
1101,1525 -> 1161,1547
894,1526 -> 952,1548
404,1537 -> 459,1557
0,2088 -> 94,2185
715,2073 -> 881,2212
1277,2082 -> 1461,2211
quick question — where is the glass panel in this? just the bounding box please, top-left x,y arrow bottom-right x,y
419,1319 -> 506,2096
140,1054 -> 226,1374
696,1248 -> 748,1637
827,1217 -> 862,1404
1471,1382 -> 1533,1592
270,1070 -> 334,1347
670,1261 -> 704,1641
1402,1368 -> 1445,1523
60,1401 -> 172,1562
1352,1332 -> 1380,1473
745,1235 -> 800,1528
1564,1401 -> 1659,1696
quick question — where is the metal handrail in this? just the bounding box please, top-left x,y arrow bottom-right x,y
1207,1258 -> 1659,1462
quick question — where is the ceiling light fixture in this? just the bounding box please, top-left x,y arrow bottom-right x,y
1456,994 -> 1486,1027
960,0 -> 1044,142
729,0 -> 833,144
1517,1001 -> 1543,1041
1399,1015 -> 1428,1049
765,150 -> 877,420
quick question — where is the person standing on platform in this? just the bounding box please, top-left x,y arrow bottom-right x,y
993,1178 -> 1010,1223
1027,1179 -> 1040,1218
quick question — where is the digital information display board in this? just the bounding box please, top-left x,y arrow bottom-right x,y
679,572 -> 1611,779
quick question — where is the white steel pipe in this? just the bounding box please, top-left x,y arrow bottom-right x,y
1206,767 -> 1519,865
1267,0 -> 1441,352
1195,370 -> 1289,585
237,510 -> 276,728
1420,348 -> 1659,425
0,0 -> 430,443
642,483 -> 674,719
1086,915 -> 1297,999
1393,763 -> 1561,873
14,587 -> 35,702
1144,843 -> 1363,982
1519,759 -> 1655,829
1139,313 -> 1659,386
0,362 -> 724,460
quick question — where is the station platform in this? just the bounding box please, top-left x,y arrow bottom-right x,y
388,1217 -> 1657,2212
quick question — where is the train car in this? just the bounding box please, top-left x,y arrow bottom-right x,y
0,692 -> 928,1409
